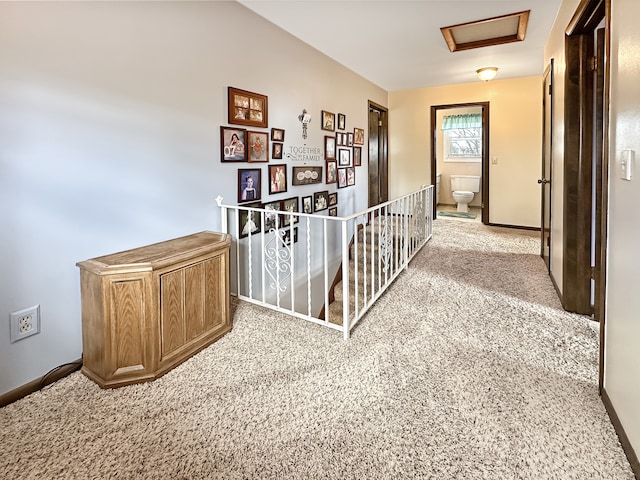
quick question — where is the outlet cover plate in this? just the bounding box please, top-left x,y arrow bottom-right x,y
10,305 -> 41,343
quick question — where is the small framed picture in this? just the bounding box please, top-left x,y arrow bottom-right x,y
263,200 -> 282,231
347,132 -> 354,147
239,203 -> 262,238
238,168 -> 261,203
324,135 -> 336,160
220,126 -> 247,162
281,196 -> 299,226
248,131 -> 269,162
328,192 -> 337,206
347,167 -> 355,186
283,227 -> 298,246
302,195 -> 313,214
353,128 -> 365,145
271,128 -> 285,142
337,168 -> 347,189
337,113 -> 346,130
329,207 -> 337,217
313,190 -> 329,212
326,161 -> 337,184
268,164 -> 287,194
228,87 -> 268,128
338,148 -> 351,167
272,142 -> 283,160
321,110 -> 335,131
353,146 -> 362,167
292,166 -> 323,186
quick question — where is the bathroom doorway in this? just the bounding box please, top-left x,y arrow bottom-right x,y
430,102 -> 490,224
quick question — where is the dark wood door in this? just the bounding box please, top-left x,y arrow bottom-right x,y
540,60 -> 554,272
368,102 -> 388,207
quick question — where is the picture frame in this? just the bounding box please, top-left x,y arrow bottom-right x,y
238,168 -> 261,203
313,190 -> 329,212
324,135 -> 336,160
268,164 -> 287,194
328,207 -> 337,217
328,192 -> 338,206
263,200 -> 282,231
271,128 -> 285,142
337,168 -> 347,189
347,132 -> 354,147
302,195 -> 313,214
353,127 -> 365,145
283,227 -> 298,246
220,126 -> 247,162
248,131 -> 269,162
292,166 -> 323,186
336,132 -> 345,146
281,196 -> 299,226
353,146 -> 362,167
228,87 -> 268,128
326,161 -> 337,184
272,142 -> 283,160
338,148 -> 351,167
321,110 -> 335,131
346,167 -> 356,186
337,113 -> 346,130
238,203 -> 262,238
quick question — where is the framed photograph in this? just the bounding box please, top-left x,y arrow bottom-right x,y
321,110 -> 335,131
228,87 -> 268,128
329,207 -> 337,217
292,166 -> 323,186
248,131 -> 269,162
263,200 -> 282,231
238,168 -> 261,203
272,142 -> 283,160
353,146 -> 362,167
328,192 -> 338,206
338,148 -> 351,167
347,132 -> 354,147
337,168 -> 347,189
324,135 -> 336,160
302,195 -> 313,214
271,128 -> 285,142
336,132 -> 344,146
313,190 -> 329,212
337,113 -> 346,130
268,164 -> 287,194
239,203 -> 262,238
220,126 -> 247,162
326,161 -> 337,184
353,128 -> 365,145
283,227 -> 298,246
347,167 -> 356,186
281,196 -> 299,226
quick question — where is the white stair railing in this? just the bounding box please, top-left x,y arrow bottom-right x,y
216,185 -> 433,339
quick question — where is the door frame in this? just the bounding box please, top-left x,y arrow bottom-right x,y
368,101 -> 389,208
541,59 -> 554,272
430,102 -> 490,224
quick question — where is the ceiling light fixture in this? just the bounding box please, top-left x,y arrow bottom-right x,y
476,67 -> 498,81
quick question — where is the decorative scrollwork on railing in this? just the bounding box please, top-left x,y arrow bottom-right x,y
379,217 -> 393,273
412,196 -> 425,241
265,229 -> 292,292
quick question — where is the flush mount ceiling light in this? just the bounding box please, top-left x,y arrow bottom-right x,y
441,10 -> 530,53
476,67 -> 498,81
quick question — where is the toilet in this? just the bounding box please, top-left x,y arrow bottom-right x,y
450,175 -> 480,213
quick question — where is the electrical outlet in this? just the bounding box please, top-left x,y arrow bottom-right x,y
10,305 -> 40,343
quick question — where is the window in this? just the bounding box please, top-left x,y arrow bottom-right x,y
441,113 -> 482,162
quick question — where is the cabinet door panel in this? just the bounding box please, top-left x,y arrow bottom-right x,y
185,262 -> 205,340
204,256 -> 225,330
160,269 -> 184,356
110,279 -> 146,376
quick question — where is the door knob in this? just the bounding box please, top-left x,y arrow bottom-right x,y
537,178 -> 549,185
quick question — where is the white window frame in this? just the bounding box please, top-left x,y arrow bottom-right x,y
444,128 -> 482,163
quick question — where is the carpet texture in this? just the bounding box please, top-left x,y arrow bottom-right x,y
0,219 -> 634,479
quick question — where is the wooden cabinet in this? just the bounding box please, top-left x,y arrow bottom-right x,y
77,231 -> 231,388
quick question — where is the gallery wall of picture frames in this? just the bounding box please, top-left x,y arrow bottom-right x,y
222,86 -> 367,231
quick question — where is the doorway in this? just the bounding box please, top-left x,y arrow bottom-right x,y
430,102 -> 490,224
368,101 -> 388,208
540,60 -> 554,272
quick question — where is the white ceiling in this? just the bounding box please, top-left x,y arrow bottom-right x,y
238,0 -> 563,91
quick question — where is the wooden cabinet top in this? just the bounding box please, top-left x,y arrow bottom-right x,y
77,231 -> 230,275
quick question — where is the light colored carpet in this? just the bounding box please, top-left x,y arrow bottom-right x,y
0,219 -> 634,479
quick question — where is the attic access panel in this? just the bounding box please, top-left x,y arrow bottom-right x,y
441,10 -> 530,52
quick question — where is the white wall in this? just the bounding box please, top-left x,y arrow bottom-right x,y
0,1 -> 386,395
388,77 -> 542,228
605,0 -> 640,457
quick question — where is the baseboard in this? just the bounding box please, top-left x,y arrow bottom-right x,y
0,359 -> 82,408
602,388 -> 640,479
487,222 -> 541,232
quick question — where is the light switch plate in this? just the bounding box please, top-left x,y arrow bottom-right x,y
621,149 -> 633,181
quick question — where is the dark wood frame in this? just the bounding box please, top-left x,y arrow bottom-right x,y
337,168 -> 347,189
313,190 -> 329,212
238,168 -> 261,203
220,126 -> 248,162
238,203 -> 262,238
228,87 -> 268,128
283,227 -> 298,245
272,142 -> 283,160
346,167 -> 355,186
326,161 -> 337,184
328,207 -> 337,217
337,113 -> 346,130
353,128 -> 364,145
347,132 -> 354,146
302,195 -> 313,214
325,135 -> 336,160
328,192 -> 337,206
321,110 -> 335,131
263,200 -> 282,231
292,166 -> 323,186
271,128 -> 285,142
353,146 -> 362,166
247,131 -> 269,162
338,148 -> 351,167
268,164 -> 287,194
281,196 -> 299,226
